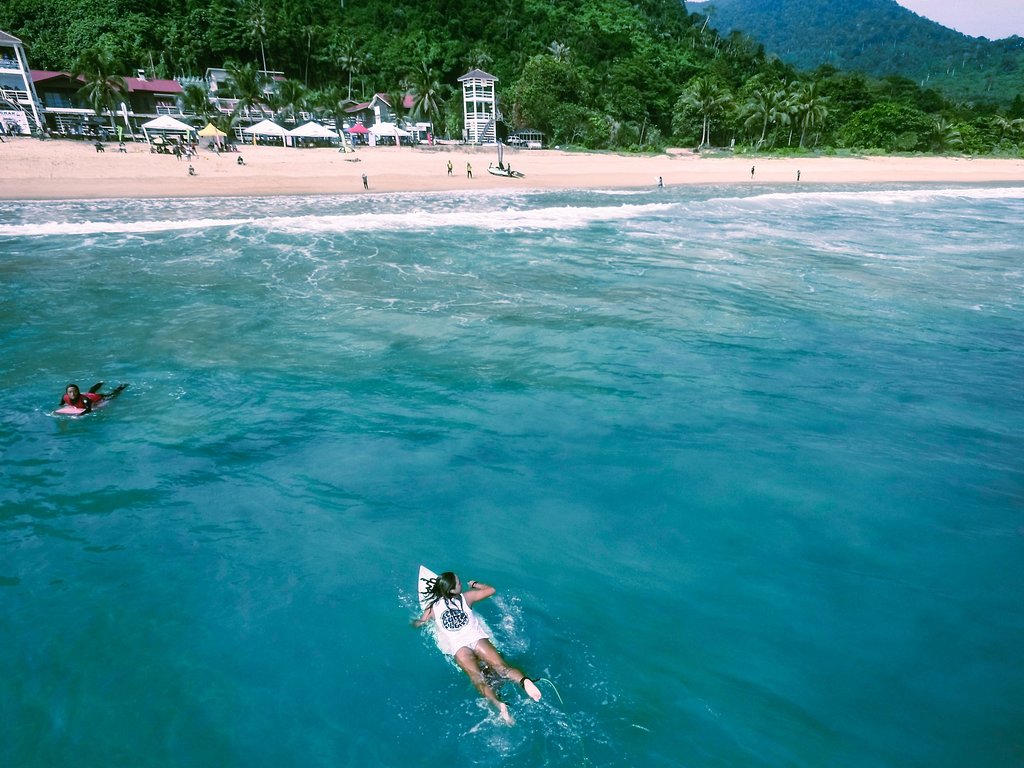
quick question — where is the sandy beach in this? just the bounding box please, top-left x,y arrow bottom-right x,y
1,136 -> 1022,200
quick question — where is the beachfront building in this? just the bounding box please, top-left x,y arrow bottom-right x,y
344,93 -> 414,128
204,66 -> 285,122
0,30 -> 43,133
458,69 -> 497,144
342,92 -> 429,144
32,71 -> 184,137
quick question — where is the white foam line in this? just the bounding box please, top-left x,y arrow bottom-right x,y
0,203 -> 676,238
710,186 -> 1024,206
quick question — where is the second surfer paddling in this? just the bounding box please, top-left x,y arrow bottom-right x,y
414,571 -> 542,724
60,382 -> 128,412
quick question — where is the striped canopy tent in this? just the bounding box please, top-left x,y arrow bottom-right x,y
241,119 -> 289,146
140,115 -> 195,144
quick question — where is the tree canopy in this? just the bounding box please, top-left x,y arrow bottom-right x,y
0,0 -> 1021,153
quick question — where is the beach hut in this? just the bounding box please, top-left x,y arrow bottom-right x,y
241,118 -> 289,146
140,114 -> 195,144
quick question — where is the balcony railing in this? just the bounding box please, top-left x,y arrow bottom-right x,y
0,87 -> 30,104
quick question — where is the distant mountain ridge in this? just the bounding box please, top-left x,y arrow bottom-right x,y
690,0 -> 1024,105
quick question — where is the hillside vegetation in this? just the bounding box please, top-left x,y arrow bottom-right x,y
1,0 -> 1023,154
695,0 -> 1024,106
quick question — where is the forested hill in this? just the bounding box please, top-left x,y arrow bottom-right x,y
692,0 -> 1024,105
2,0 -> 1024,153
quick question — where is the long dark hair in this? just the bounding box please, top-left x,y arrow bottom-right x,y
421,571 -> 458,608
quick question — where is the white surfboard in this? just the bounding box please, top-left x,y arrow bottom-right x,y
418,565 -> 452,655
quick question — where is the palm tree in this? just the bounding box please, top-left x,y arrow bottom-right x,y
742,86 -> 790,147
273,79 -> 308,124
408,63 -> 448,128
928,118 -> 963,153
225,60 -> 271,120
73,48 -> 127,130
334,40 -> 364,101
993,114 -> 1024,144
791,82 -> 830,148
464,49 -> 494,72
547,41 -> 571,62
680,75 -> 732,148
241,0 -> 269,72
387,88 -> 410,125
182,84 -> 214,121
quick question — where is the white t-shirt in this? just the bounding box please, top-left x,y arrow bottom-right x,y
431,594 -> 491,655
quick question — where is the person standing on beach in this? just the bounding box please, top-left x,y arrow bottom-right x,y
467,162 -> 473,179
750,165 -> 755,179
414,571 -> 542,725
797,170 -> 801,182
447,160 -> 453,176
362,173 -> 368,190
658,176 -> 664,188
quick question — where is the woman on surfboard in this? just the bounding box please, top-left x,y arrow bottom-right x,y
60,382 -> 128,412
414,572 -> 542,724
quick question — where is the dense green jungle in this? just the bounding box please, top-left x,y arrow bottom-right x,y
701,0 -> 1024,108
2,0 -> 1023,153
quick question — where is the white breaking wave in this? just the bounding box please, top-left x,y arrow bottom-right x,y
0,202 -> 675,238
709,186 -> 1024,207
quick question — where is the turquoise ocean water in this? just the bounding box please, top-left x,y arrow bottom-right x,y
1,183 -> 1022,767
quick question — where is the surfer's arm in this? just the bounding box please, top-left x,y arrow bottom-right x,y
412,606 -> 433,628
464,580 -> 496,606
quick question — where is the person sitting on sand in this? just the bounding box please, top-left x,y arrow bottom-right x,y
237,155 -> 245,166
60,382 -> 128,412
188,164 -> 196,176
414,571 -> 542,724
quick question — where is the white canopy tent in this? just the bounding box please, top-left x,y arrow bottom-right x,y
287,121 -> 338,139
140,115 -> 195,144
242,119 -> 289,146
369,122 -> 410,147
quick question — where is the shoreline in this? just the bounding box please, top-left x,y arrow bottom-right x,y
1,137 -> 1023,202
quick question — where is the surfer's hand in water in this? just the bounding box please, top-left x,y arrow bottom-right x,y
498,703 -> 514,725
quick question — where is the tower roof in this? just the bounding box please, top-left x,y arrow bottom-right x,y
457,69 -> 497,82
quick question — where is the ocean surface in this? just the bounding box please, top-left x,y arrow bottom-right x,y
1,183 -> 1022,768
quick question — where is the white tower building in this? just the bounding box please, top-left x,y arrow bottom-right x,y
458,69 -> 498,144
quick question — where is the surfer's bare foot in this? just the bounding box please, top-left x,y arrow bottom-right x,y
498,703 -> 514,725
521,677 -> 542,702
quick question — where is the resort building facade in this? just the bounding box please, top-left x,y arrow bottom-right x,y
0,30 -> 42,133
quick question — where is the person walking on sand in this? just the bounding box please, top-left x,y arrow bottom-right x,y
797,170 -> 801,182
447,159 -> 453,176
467,162 -> 473,179
750,165 -> 755,179
414,571 -> 542,725
362,173 -> 368,190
